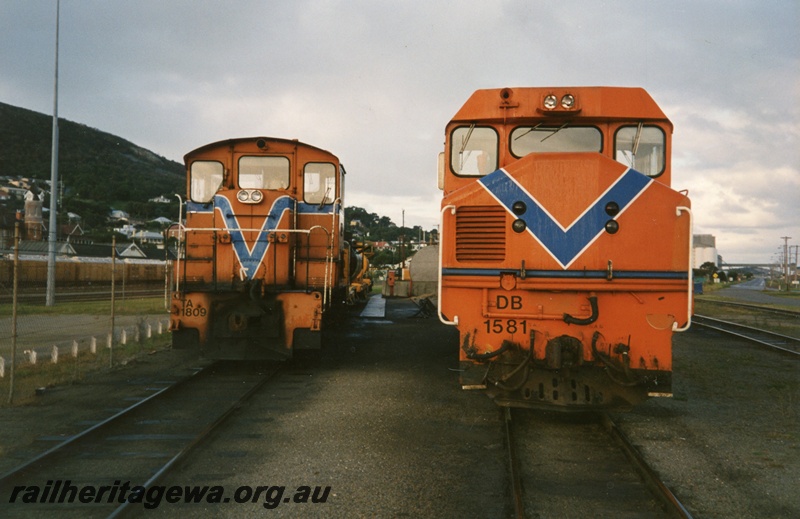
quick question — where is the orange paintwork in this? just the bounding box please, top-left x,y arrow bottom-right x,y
170,137 -> 358,359
439,87 -> 692,409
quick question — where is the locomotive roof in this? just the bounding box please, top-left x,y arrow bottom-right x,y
451,86 -> 670,125
183,136 -> 337,163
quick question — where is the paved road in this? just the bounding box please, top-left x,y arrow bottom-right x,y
710,278 -> 800,307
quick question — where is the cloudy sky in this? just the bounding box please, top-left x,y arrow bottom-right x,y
1,0 -> 797,264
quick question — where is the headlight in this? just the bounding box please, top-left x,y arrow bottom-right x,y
236,190 -> 264,204
561,94 -> 575,109
543,95 -> 558,110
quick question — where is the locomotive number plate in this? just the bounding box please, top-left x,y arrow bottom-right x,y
175,299 -> 208,318
483,318 -> 528,335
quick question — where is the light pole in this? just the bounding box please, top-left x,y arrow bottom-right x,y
46,0 -> 61,306
780,237 -> 792,291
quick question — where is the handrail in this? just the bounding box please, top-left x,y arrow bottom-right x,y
180,226 -> 311,234
673,205 -> 693,332
323,199 -> 342,309
174,194 -> 183,294
438,204 -> 458,326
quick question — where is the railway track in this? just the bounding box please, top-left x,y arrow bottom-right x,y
697,298 -> 800,319
503,409 -> 692,518
693,314 -> 800,356
0,286 -> 165,305
0,360 -> 280,518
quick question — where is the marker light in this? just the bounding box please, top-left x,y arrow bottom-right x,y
605,220 -> 620,234
512,219 -> 527,233
543,95 -> 558,110
605,201 -> 620,216
512,201 -> 527,215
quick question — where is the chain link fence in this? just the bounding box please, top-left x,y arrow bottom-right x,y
1,229 -> 173,406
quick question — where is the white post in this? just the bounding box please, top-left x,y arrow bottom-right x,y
121,329 -> 127,345
72,340 -> 78,358
51,345 -> 59,364
91,336 -> 97,354
0,356 -> 5,378
146,324 -> 152,339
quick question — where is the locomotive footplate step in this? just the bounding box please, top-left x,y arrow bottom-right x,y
360,295 -> 386,318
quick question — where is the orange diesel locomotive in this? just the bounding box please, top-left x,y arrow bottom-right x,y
437,87 -> 692,410
170,137 -> 368,359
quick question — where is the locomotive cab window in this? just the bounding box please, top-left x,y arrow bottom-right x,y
238,156 -> 290,189
510,125 -> 602,156
304,162 -> 336,205
190,161 -> 224,203
450,125 -> 498,176
614,125 -> 665,177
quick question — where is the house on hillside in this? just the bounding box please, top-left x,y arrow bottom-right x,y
12,240 -> 76,257
109,209 -> 129,222
131,229 -> 164,246
71,242 -> 147,259
59,222 -> 86,242
150,216 -> 173,226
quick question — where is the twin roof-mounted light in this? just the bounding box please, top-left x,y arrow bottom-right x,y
237,189 -> 263,204
543,93 -> 576,111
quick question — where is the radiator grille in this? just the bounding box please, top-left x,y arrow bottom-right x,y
455,206 -> 506,262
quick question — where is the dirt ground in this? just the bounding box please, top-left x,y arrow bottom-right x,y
0,296 -> 797,517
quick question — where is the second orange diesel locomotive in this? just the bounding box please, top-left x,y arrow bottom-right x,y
169,137 -> 370,360
437,87 -> 692,410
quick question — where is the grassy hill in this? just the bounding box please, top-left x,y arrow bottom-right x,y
0,101 -> 183,230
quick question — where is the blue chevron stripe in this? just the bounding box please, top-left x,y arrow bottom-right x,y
212,195 -> 293,280
479,167 -> 652,268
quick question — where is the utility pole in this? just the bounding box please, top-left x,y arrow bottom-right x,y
46,0 -> 61,306
400,209 -> 405,268
781,236 -> 791,291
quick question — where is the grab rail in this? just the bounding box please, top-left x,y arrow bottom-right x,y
438,205 -> 458,326
673,206 -> 693,332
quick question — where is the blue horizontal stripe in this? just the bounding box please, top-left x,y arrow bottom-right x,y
442,268 -> 687,280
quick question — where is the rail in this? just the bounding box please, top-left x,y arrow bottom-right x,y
504,408 -> 525,519
693,314 -> 800,357
503,409 -> 691,517
601,413 -> 694,518
0,361 -> 281,517
697,299 -> 800,319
